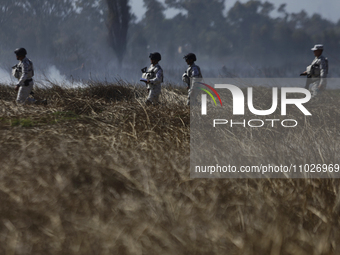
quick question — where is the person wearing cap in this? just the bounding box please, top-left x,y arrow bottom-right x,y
300,44 -> 328,97
12,48 -> 36,104
144,52 -> 163,105
182,53 -> 202,105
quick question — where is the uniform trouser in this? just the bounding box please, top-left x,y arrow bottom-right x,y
146,85 -> 161,104
310,81 -> 326,98
16,81 -> 35,104
187,83 -> 198,105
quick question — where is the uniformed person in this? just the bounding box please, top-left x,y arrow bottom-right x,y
12,48 -> 36,104
182,53 -> 202,105
142,52 -> 163,105
300,44 -> 328,97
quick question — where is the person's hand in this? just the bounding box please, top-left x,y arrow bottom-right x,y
146,79 -> 150,84
15,85 -> 19,92
300,71 -> 307,76
187,86 -> 190,91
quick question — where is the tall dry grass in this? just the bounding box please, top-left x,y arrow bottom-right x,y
0,82 -> 340,254
191,87 -> 340,178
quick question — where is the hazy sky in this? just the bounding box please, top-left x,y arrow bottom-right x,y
130,0 -> 340,23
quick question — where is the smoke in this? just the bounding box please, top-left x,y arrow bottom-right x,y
0,65 -> 84,87
43,66 -> 67,83
37,65 -> 82,87
0,67 -> 14,84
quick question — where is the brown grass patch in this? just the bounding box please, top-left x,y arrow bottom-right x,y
0,83 -> 339,254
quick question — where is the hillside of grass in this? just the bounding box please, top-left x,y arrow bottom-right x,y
0,82 -> 340,254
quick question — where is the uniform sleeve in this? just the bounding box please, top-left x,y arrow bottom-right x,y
319,58 -> 327,79
17,61 -> 30,86
149,68 -> 163,84
191,66 -> 201,78
182,68 -> 189,84
319,58 -> 327,87
182,73 -> 190,85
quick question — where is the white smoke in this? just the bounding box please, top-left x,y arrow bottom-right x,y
0,67 -> 14,84
0,65 -> 83,87
41,65 -> 68,84
35,65 -> 85,87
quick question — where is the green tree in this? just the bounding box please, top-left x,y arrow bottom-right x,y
142,0 -> 165,49
165,0 -> 228,56
227,1 -> 275,61
18,0 -> 75,55
106,0 -> 132,67
0,1 -> 25,57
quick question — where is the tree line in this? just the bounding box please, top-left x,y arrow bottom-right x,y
1,0 -> 340,78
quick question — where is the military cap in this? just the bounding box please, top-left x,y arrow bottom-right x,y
149,52 -> 161,61
311,44 -> 324,51
14,48 -> 27,56
183,53 -> 197,61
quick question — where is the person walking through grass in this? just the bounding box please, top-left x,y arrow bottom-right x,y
182,53 -> 202,105
300,44 -> 328,98
142,52 -> 163,105
12,48 -> 36,104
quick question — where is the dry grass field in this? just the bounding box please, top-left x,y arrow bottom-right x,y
0,82 -> 340,255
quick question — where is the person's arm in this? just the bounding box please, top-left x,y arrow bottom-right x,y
191,66 -> 201,78
149,68 -> 163,84
182,71 -> 188,82
182,70 -> 190,89
318,58 -> 327,88
17,60 -> 30,86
